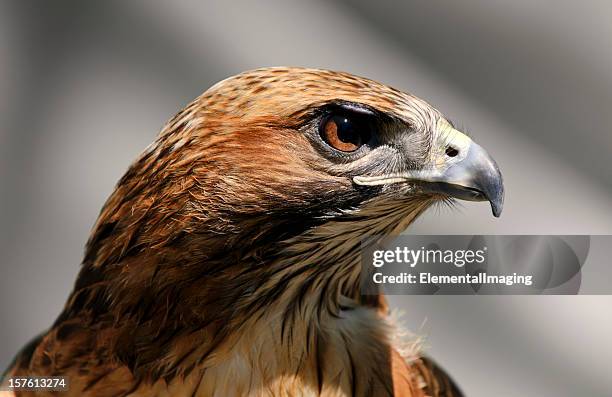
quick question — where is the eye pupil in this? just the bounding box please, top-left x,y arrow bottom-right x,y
320,113 -> 372,152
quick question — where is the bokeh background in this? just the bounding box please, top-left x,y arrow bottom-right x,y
1,1 -> 611,395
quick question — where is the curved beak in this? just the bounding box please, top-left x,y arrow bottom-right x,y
353,122 -> 504,217
420,141 -> 504,217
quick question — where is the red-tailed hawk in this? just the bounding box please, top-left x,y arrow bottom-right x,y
3,67 -> 503,396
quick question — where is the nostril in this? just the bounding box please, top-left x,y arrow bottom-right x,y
445,146 -> 459,157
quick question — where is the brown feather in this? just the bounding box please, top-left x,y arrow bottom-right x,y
4,67 -> 462,396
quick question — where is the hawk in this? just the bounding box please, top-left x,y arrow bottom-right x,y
3,67 -> 503,396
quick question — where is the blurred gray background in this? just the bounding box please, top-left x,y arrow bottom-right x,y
1,1 -> 611,395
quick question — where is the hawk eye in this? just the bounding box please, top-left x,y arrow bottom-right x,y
320,112 -> 373,152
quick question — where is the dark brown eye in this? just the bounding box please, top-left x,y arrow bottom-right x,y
320,113 -> 372,152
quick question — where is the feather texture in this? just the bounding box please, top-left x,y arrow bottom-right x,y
4,67 -> 463,396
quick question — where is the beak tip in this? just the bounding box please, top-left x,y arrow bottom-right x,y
480,151 -> 504,219
489,190 -> 504,218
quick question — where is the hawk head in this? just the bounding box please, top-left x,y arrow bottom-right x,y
195,67 -> 504,224
175,67 -> 504,232
87,67 -> 503,266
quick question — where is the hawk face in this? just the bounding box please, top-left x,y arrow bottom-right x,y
294,99 -> 503,219
184,67 -> 503,239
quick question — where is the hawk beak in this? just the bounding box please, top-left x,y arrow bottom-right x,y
353,123 -> 504,217
420,139 -> 505,217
